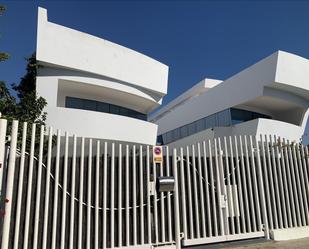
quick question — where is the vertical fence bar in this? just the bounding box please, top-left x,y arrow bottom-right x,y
153,150 -> 159,244
94,141 -> 100,249
287,140 -> 302,226
110,143 -> 115,248
125,144 -> 130,246
202,141 -> 212,237
215,138 -> 224,236
233,136 -> 245,234
51,129 -> 61,249
160,147 -> 166,242
229,136 -> 240,234
166,146 -> 172,242
274,135 -> 288,228
269,135 -> 282,228
239,136 -> 251,233
243,135 -> 256,232
249,136 -> 262,231
208,140 -> 218,236
301,145 -> 309,225
296,144 -> 309,225
118,144 -> 123,247
185,146 -> 194,238
179,147 -> 188,239
69,135 -> 77,249
1,120 -> 18,249
102,142 -> 108,249
277,137 -> 292,228
291,142 -> 306,226
13,122 -> 27,249
139,145 -> 144,244
33,125 -> 45,248
78,137 -> 85,249
259,135 -> 274,231
86,139 -> 92,249
191,144 -> 200,238
61,132 -> 69,249
173,148 -> 181,249
197,143 -> 206,237
224,137 -> 234,235
132,145 -> 137,245
254,136 -> 269,239
283,138 -> 297,227
264,135 -> 278,229
146,146 -> 151,244
23,123 -> 36,249
217,138 -> 228,235
0,119 -> 7,195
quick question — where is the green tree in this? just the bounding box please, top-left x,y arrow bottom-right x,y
0,5 -> 9,62
0,5 -> 48,153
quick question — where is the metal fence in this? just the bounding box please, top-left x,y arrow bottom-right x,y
0,120 -> 180,249
0,118 -> 308,249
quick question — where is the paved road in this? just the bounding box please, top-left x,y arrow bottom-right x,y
185,238 -> 309,249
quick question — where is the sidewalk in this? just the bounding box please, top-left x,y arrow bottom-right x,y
227,238 -> 309,249
186,238 -> 309,249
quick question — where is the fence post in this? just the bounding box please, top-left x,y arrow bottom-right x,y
173,148 -> 181,249
0,119 -> 7,196
1,120 -> 18,249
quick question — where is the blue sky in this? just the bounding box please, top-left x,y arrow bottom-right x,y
1,0 -> 309,142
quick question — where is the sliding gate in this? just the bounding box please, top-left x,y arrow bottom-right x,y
177,136 -> 268,246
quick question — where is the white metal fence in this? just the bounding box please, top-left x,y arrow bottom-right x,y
0,118 -> 308,249
176,135 -> 309,246
0,119 -> 180,249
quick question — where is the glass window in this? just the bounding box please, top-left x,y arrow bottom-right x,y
110,104 -> 120,115
157,135 -> 163,145
205,114 -> 217,129
196,118 -> 205,132
217,109 -> 231,127
231,108 -> 251,124
119,107 -> 130,116
172,128 -> 180,141
188,122 -> 196,135
65,97 -> 83,109
180,126 -> 188,138
166,131 -> 173,144
65,96 -> 147,121
83,99 -> 97,111
97,102 -> 109,112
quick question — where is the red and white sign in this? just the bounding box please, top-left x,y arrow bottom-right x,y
153,146 -> 163,163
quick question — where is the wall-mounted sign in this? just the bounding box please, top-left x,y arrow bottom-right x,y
153,146 -> 163,164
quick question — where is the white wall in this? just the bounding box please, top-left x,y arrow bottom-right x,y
153,51 -> 309,146
37,7 -> 168,97
46,107 -> 157,145
36,7 -> 168,145
155,52 -> 279,134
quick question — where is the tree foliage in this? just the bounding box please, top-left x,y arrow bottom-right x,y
0,5 -> 9,62
0,5 -> 48,154
0,54 -> 47,124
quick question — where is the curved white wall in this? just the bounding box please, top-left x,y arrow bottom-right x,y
37,7 -> 168,97
36,7 -> 168,145
46,107 -> 157,145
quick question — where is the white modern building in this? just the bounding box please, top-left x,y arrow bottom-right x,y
150,51 -> 309,147
36,7 -> 168,145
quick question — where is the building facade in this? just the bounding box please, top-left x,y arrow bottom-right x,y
36,7 -> 168,145
150,51 -> 309,147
